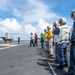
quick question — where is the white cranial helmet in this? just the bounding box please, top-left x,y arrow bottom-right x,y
59,17 -> 67,25
47,26 -> 51,29
71,9 -> 75,18
53,21 -> 59,26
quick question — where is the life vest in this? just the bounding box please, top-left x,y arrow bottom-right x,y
47,30 -> 54,40
57,25 -> 69,44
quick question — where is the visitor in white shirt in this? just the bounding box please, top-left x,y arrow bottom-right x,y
30,33 -> 34,47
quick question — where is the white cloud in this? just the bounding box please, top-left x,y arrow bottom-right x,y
37,19 -> 50,33
0,0 -> 71,40
3,18 -> 51,38
24,24 -> 36,34
13,9 -> 21,17
0,18 -> 22,33
0,0 -> 60,23
0,18 -> 71,40
24,19 -> 53,38
23,0 -> 60,23
1,27 -> 8,32
0,0 -> 10,11
12,0 -> 60,23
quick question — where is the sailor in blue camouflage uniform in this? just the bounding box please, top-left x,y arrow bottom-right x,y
67,10 -> 75,75
52,21 -> 60,62
56,18 -> 68,69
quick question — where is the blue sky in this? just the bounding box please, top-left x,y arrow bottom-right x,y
0,0 -> 75,40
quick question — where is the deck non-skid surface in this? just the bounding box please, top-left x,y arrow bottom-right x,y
0,41 -> 69,75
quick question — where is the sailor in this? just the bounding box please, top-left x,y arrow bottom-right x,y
46,26 -> 54,57
40,33 -> 44,49
52,21 -> 60,62
30,33 -> 34,47
44,29 -> 48,53
56,17 -> 69,69
68,10 -> 75,75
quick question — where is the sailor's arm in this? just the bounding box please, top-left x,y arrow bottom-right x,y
53,28 -> 60,35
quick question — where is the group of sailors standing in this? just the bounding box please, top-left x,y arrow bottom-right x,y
30,10 -> 75,75
43,17 -> 68,69
43,10 -> 75,75
30,33 -> 38,47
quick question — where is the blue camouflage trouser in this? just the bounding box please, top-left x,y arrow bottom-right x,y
55,42 -> 59,62
57,43 -> 68,65
68,44 -> 75,75
46,41 -> 50,52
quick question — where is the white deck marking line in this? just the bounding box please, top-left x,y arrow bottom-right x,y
42,50 -> 57,75
48,62 -> 57,75
0,45 -> 17,51
0,43 -> 28,51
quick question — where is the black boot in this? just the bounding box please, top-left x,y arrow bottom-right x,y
56,65 -> 64,69
64,63 -> 68,67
